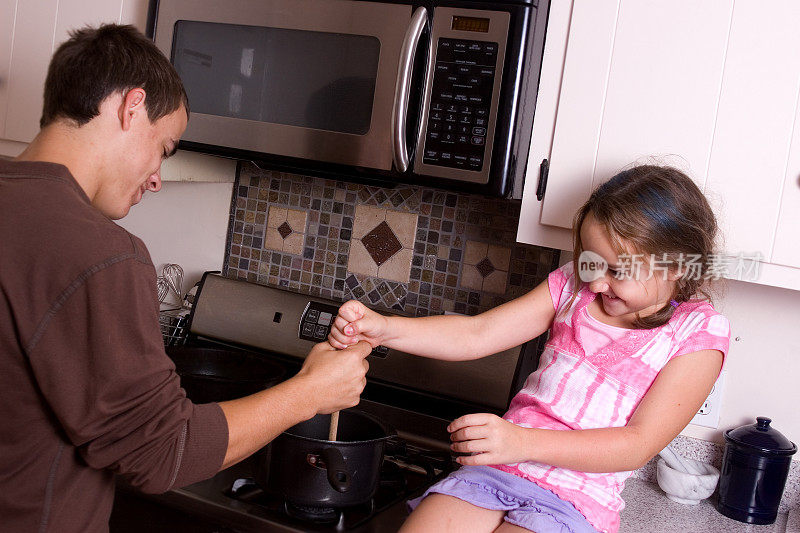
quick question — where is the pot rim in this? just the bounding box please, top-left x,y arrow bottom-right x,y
282,409 -> 397,445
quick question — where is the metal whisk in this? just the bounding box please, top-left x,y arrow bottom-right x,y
157,263 -> 184,307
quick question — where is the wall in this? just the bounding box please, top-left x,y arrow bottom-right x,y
116,180 -> 233,302
685,278 -> 800,446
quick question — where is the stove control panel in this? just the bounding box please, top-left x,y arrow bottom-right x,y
299,301 -> 388,358
298,301 -> 338,342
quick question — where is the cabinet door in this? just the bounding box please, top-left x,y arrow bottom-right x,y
3,0 -> 58,143
539,0 -> 733,231
120,0 -> 150,31
771,86 -> 800,269
516,0 -> 574,250
0,0 -> 17,139
535,0 -> 618,231
704,0 -> 800,266
4,0 -> 124,144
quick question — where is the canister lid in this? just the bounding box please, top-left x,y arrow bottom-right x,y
724,417 -> 797,456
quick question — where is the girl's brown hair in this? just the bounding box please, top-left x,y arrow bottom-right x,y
571,165 -> 718,328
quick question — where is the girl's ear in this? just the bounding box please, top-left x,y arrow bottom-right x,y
667,268 -> 683,282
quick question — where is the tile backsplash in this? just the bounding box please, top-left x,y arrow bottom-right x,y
225,162 -> 559,317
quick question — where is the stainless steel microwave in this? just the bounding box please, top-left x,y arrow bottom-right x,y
149,0 -> 548,197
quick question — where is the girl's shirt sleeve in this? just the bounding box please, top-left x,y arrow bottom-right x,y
669,308 -> 731,371
547,262 -> 574,310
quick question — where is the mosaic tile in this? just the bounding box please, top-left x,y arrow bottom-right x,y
225,163 -> 559,316
264,206 -> 308,255
476,257 -> 495,278
348,204 -> 418,284
277,221 -> 292,239
343,273 -> 407,312
487,244 -> 512,272
348,240 -> 378,278
461,265 -> 483,292
461,240 -> 511,295
362,221 -> 402,266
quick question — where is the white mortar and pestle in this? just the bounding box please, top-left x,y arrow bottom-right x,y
656,445 -> 720,505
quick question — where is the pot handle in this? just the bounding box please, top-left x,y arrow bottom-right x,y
321,447 -> 350,493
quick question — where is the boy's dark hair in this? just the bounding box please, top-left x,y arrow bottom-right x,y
40,24 -> 188,128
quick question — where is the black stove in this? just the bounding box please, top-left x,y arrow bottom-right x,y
114,398 -> 458,532
110,273 -> 541,532
181,433 -> 455,532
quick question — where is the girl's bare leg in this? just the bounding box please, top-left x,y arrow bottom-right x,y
494,522 -> 531,532
399,493 -> 505,533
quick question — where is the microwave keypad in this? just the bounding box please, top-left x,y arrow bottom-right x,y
423,38 -> 498,171
299,301 -> 389,358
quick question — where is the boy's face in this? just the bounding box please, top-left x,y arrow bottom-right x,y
94,103 -> 187,220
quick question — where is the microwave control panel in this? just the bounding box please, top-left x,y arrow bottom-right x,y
422,38 -> 498,172
298,301 -> 389,358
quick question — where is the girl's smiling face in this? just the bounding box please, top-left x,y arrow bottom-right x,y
579,213 -> 679,328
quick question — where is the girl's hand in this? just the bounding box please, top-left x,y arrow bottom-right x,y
448,413 -> 531,466
328,300 -> 389,349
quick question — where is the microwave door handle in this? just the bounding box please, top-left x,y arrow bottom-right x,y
392,6 -> 428,173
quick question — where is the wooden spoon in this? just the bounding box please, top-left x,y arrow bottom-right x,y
328,411 -> 339,441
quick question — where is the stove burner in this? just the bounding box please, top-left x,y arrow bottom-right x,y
219,440 -> 457,531
284,501 -> 341,524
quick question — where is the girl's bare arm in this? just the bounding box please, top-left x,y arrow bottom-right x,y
449,348 -> 723,472
329,278 -> 557,361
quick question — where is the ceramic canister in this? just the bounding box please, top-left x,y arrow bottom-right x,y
717,417 -> 797,524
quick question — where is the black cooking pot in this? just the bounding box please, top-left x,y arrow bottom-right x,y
167,346 -> 286,403
257,409 -> 395,508
717,417 -> 797,524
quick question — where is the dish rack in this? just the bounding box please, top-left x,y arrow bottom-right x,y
159,308 -> 189,347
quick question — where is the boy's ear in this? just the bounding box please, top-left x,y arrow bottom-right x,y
118,88 -> 147,131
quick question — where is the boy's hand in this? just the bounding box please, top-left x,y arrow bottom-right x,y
448,413 -> 531,466
296,340 -> 371,414
328,300 -> 388,349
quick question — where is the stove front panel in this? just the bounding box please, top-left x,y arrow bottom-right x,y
190,274 -> 522,411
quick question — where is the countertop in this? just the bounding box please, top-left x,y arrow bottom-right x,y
620,478 -> 791,533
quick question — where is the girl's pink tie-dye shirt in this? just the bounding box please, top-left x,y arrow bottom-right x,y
493,263 -> 730,533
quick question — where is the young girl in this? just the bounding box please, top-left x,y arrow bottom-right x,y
328,165 -> 730,533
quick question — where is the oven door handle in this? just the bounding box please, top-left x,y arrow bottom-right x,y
392,6 -> 428,173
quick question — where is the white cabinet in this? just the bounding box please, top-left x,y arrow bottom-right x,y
0,0 -> 234,183
518,0 -> 800,291
0,0 -> 148,153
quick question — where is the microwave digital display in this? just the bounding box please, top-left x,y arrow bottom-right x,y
451,16 -> 489,33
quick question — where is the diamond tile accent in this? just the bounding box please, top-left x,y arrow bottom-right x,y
349,205 -> 418,283
362,221 -> 402,266
277,221 -> 292,239
475,257 -> 495,278
461,240 -> 511,295
264,206 -> 308,255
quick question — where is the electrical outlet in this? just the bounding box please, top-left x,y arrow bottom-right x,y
690,371 -> 725,428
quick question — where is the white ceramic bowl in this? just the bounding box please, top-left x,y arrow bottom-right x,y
656,458 -> 720,505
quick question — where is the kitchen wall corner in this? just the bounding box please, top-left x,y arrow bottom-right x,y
117,180 -> 234,290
